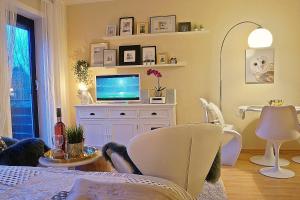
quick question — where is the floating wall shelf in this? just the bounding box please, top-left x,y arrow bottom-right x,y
90,62 -> 187,69
102,30 -> 209,40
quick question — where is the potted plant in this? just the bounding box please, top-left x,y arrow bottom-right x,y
147,69 -> 166,97
65,126 -> 84,158
73,60 -> 93,104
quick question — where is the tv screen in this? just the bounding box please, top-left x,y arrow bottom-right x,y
96,74 -> 140,101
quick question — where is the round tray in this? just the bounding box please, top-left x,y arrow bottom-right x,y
43,146 -> 99,163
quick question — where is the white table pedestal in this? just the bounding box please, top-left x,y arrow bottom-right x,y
250,141 -> 290,166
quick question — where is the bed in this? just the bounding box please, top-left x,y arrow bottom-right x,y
0,166 -> 226,200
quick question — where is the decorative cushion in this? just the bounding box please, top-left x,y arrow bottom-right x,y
102,142 -> 142,175
0,137 -> 7,153
2,137 -> 19,147
0,138 -> 49,166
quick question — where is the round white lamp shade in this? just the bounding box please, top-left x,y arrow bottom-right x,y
248,28 -> 273,48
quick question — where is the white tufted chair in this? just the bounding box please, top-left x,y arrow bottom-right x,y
127,124 -> 222,197
256,106 -> 300,178
199,98 -> 242,166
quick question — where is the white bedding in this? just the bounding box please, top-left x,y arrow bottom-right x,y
0,166 -> 227,200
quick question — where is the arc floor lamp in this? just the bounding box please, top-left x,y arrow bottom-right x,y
219,21 -> 273,110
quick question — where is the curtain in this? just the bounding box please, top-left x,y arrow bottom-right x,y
0,0 -> 17,137
40,0 -> 69,146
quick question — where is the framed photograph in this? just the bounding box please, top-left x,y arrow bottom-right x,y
157,53 -> 168,64
142,46 -> 156,65
137,22 -> 148,34
150,15 -> 176,33
119,17 -> 134,36
103,49 -> 117,67
178,22 -> 191,32
106,25 -> 117,37
245,48 -> 274,84
119,45 -> 141,65
91,43 -> 109,66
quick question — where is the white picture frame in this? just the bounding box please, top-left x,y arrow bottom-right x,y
103,49 -> 117,67
106,25 -> 117,37
142,46 -> 156,65
150,15 -> 176,33
245,48 -> 274,84
91,43 -> 109,67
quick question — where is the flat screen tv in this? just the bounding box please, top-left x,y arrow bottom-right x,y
96,74 -> 140,102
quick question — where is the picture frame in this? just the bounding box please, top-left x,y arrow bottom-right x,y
137,22 -> 148,34
150,15 -> 176,33
142,46 -> 156,65
178,22 -> 191,32
119,17 -> 134,36
106,25 -> 117,37
103,49 -> 117,67
91,43 -> 109,66
245,48 -> 274,84
119,45 -> 141,65
157,53 -> 168,64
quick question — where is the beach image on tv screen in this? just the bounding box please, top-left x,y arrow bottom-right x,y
96,75 -> 140,100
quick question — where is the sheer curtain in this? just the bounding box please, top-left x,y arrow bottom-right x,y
0,0 -> 17,137
40,0 -> 69,146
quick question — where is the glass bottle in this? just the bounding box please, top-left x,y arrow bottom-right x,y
54,108 -> 66,151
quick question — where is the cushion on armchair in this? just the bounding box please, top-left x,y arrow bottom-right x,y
0,138 -> 49,166
102,142 -> 142,175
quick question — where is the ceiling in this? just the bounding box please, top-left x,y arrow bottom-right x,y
63,0 -> 114,5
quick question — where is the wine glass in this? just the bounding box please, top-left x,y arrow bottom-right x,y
55,134 -> 64,150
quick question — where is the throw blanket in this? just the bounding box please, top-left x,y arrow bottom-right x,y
0,166 -> 227,200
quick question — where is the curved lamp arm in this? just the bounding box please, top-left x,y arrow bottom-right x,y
219,21 -> 262,111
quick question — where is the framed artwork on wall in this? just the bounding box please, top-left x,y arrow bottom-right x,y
119,17 -> 134,36
142,46 -> 156,65
150,15 -> 176,33
245,48 -> 274,84
90,43 -> 109,66
106,25 -> 117,37
119,45 -> 141,65
103,49 -> 117,67
137,22 -> 148,34
178,22 -> 191,32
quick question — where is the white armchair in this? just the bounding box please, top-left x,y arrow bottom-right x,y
199,98 -> 242,166
127,124 -> 222,197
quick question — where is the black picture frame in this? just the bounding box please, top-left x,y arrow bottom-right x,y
150,15 -> 176,33
178,22 -> 192,32
119,45 -> 141,65
119,17 -> 134,36
142,46 -> 157,65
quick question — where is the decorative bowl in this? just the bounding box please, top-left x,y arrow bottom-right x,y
43,146 -> 99,163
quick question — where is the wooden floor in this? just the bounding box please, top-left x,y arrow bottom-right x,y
222,150 -> 300,200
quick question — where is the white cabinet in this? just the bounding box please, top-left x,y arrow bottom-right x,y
75,104 -> 176,147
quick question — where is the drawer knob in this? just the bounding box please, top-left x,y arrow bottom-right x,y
90,113 -> 95,116
120,112 -> 126,116
151,112 -> 157,116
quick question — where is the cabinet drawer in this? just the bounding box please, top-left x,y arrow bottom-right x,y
140,110 -> 169,119
78,108 -> 108,119
110,110 -> 138,119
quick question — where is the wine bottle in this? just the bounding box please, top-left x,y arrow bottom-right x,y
54,108 -> 66,151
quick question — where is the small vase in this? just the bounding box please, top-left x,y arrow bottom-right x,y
154,90 -> 163,97
67,142 -> 84,158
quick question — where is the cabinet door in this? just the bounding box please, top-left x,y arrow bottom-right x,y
79,120 -> 108,148
110,121 -> 138,146
139,120 -> 170,134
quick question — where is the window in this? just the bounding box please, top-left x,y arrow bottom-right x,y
9,15 -> 39,139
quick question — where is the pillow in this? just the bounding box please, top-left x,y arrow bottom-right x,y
0,137 -> 7,153
0,138 -> 49,166
102,142 -> 142,175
